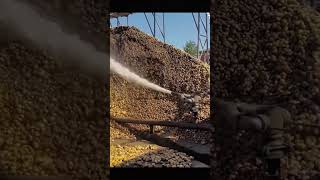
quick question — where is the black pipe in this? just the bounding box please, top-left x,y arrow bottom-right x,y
237,115 -> 269,132
111,117 -> 213,131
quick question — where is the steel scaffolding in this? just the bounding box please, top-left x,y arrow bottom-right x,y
144,13 -> 166,43
192,13 -> 209,59
110,12 -> 210,62
110,13 -> 130,27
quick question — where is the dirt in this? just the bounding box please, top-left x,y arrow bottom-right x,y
211,0 -> 320,179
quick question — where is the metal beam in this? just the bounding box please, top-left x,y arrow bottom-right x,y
116,17 -> 120,26
144,13 -> 154,35
206,13 -> 209,51
144,13 -> 166,42
192,13 -> 199,30
153,12 -> 156,37
197,13 -> 200,58
110,12 -> 131,19
144,13 -> 154,36
155,15 -> 165,40
112,117 -> 213,131
163,13 -> 166,43
192,13 -> 210,61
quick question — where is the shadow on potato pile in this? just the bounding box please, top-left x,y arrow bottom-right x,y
0,0 -> 108,179
0,42 -> 107,178
211,0 -> 320,179
111,143 -> 194,168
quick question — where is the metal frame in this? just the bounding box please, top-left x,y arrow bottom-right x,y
192,13 -> 209,59
112,117 -> 213,134
110,13 -> 130,27
115,16 -> 129,26
110,12 -> 211,56
144,13 -> 166,43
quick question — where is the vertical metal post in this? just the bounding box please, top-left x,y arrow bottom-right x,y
206,13 -> 209,52
150,125 -> 154,134
206,13 -> 209,63
153,13 -> 156,37
197,13 -> 200,58
163,13 -> 165,43
144,13 -> 154,36
127,16 -> 129,26
117,17 -> 120,26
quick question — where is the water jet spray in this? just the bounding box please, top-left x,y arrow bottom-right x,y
110,57 -> 172,94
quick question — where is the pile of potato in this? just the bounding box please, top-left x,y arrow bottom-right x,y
0,42 -> 107,178
0,0 -> 108,179
111,144 -> 193,168
110,26 -> 210,143
110,120 -> 137,141
211,0 -> 320,179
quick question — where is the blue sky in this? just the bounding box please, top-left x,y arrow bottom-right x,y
110,13 -> 210,50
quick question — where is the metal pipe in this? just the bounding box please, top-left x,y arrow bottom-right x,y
112,117 -> 213,131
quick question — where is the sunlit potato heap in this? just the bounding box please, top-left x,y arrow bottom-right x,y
110,26 -> 210,143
